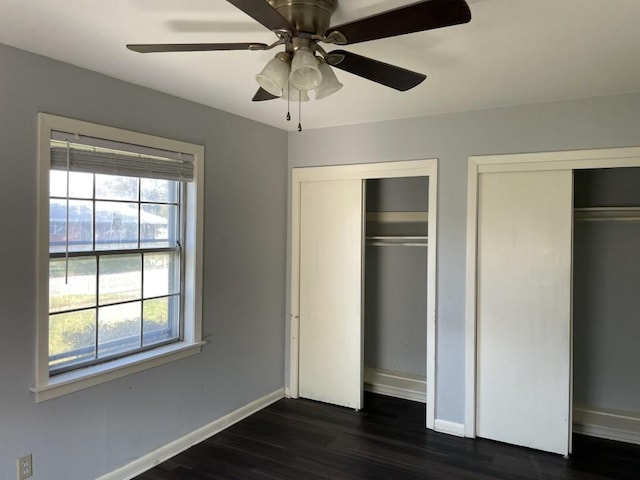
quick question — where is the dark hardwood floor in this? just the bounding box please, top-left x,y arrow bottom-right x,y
135,393 -> 640,480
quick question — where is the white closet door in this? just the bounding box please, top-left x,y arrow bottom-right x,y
476,170 -> 572,455
299,179 -> 364,409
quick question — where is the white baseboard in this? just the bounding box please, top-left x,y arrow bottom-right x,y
434,419 -> 465,437
97,388 -> 285,480
363,367 -> 426,403
573,406 -> 640,445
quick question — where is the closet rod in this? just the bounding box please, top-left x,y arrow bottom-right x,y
367,242 -> 428,247
574,207 -> 640,222
366,236 -> 428,247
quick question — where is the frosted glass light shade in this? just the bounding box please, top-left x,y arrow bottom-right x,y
256,55 -> 290,97
314,63 -> 343,100
289,49 -> 322,91
281,83 -> 310,102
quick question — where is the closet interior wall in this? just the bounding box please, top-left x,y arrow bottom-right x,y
364,177 -> 429,402
573,167 -> 640,443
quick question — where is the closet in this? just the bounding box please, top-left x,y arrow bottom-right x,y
572,167 -> 640,444
467,148 -> 640,456
363,177 -> 429,403
290,159 -> 437,426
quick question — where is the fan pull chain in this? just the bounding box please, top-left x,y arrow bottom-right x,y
286,63 -> 292,122
297,90 -> 302,132
286,82 -> 291,121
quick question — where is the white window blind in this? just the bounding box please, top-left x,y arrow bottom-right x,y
50,130 -> 194,182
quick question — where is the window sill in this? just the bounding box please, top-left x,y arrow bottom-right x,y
31,340 -> 206,403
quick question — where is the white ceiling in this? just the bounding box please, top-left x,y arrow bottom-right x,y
1,0 -> 640,131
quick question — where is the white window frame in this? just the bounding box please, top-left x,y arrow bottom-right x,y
33,113 -> 205,402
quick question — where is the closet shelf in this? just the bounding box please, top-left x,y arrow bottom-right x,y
574,207 -> 640,222
366,236 -> 428,247
366,211 -> 429,239
366,211 -> 428,223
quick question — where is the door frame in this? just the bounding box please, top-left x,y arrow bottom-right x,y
465,146 -> 640,438
290,159 -> 438,428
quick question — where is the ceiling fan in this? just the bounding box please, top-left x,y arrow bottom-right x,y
127,0 -> 471,125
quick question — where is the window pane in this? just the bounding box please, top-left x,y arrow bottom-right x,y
50,257 -> 97,313
99,254 -> 141,305
50,170 -> 93,199
50,199 -> 94,253
95,174 -> 139,201
143,252 -> 180,298
143,296 -> 179,346
141,178 -> 178,203
98,302 -> 141,357
49,310 -> 96,369
140,204 -> 178,248
95,201 -> 139,250
50,170 -> 66,198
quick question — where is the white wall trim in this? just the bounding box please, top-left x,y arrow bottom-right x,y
464,146 -> 640,442
291,159 -> 439,182
464,158 -> 479,438
573,406 -> 640,445
434,419 -> 465,437
96,388 -> 285,480
290,159 -> 438,430
364,368 -> 426,403
471,147 -> 640,170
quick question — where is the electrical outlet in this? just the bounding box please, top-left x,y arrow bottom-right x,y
17,454 -> 32,480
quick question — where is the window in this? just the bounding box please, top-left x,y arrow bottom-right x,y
34,114 -> 204,402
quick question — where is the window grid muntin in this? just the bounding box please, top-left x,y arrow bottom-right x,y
49,248 -> 182,374
49,318 -> 180,375
49,248 -> 184,375
48,171 -> 184,375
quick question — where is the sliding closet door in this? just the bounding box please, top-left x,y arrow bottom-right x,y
476,169 -> 573,455
298,179 -> 364,409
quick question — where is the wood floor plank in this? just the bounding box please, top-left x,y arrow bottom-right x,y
134,393 -> 640,480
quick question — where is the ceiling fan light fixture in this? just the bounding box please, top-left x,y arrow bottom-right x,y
256,52 -> 290,97
281,83 -> 310,102
289,48 -> 322,91
131,0 -> 473,130
314,62 -> 343,100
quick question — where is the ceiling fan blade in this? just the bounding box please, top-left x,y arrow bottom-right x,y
325,0 -> 471,45
327,50 -> 426,91
252,87 -> 279,101
226,0 -> 295,33
127,43 -> 268,53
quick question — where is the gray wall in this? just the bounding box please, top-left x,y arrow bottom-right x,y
364,247 -> 428,377
366,177 -> 429,212
573,221 -> 640,412
0,44 -> 287,480
573,168 -> 640,413
364,178 -> 428,377
287,92 -> 640,424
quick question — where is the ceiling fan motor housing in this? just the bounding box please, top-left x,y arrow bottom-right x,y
268,0 -> 338,35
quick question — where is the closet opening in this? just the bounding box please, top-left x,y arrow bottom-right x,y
572,166 -> 640,447
363,177 -> 429,407
290,159 -> 438,427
